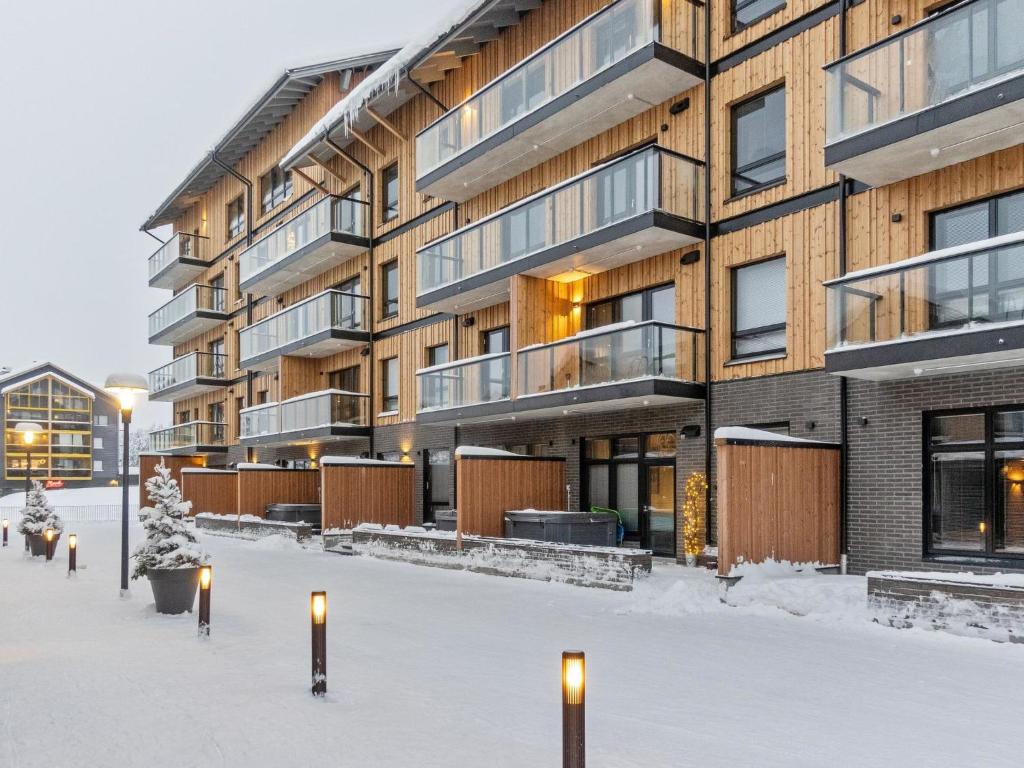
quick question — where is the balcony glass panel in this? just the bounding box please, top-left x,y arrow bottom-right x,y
826,235 -> 1024,349
150,422 -> 226,451
148,285 -> 227,338
417,353 -> 511,412
239,196 -> 367,285
239,290 -> 368,363
280,391 -> 369,431
148,233 -> 208,279
149,353 -> 227,395
416,0 -> 703,178
417,147 -> 704,295
239,403 -> 279,439
518,321 -> 703,396
826,0 -> 1024,142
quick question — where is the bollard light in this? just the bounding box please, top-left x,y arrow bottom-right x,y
198,565 -> 212,637
68,533 -> 77,574
311,591 -> 327,696
562,651 -> 586,768
44,527 -> 55,561
2,518 -> 7,547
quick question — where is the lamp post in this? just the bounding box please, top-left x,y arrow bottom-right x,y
15,422 -> 43,505
198,565 -> 211,637
104,373 -> 148,597
311,591 -> 327,696
562,651 -> 586,768
68,533 -> 77,574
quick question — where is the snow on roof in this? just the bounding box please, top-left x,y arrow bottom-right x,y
454,446 -> 522,458
713,427 -> 835,446
236,463 -> 282,470
180,468 -> 237,475
1,370 -> 97,399
320,456 -> 408,467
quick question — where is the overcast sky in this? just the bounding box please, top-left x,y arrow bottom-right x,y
0,0 -> 462,426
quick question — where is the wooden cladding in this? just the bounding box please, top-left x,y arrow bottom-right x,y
180,471 -> 238,517
138,454 -> 205,509
455,456 -> 566,537
236,469 -> 320,518
715,438 -> 840,575
320,463 -> 415,529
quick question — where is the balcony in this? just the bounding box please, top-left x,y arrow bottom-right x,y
417,146 -> 704,313
415,0 -> 704,202
148,353 -> 229,402
239,290 -> 369,371
148,233 -> 209,290
824,232 -> 1024,380
148,285 -> 229,346
825,0 -> 1024,186
516,321 -> 705,416
238,196 -> 369,297
150,422 -> 227,455
416,353 -> 512,425
239,389 -> 371,447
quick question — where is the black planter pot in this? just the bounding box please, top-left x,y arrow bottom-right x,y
147,567 -> 200,615
27,532 -> 59,557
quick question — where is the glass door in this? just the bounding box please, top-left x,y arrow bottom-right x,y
423,449 -> 451,525
644,464 -> 676,556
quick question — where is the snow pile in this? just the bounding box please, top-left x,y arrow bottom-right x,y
195,513 -> 265,523
16,481 -> 63,536
320,456 -> 406,466
454,445 -> 521,458
869,570 -> 1024,589
132,463 -> 205,578
713,426 -> 835,445
724,560 -> 866,622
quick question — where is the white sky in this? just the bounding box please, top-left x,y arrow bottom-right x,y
0,0 -> 464,426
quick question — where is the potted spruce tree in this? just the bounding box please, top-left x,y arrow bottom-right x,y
18,481 -> 63,557
133,461 -> 206,614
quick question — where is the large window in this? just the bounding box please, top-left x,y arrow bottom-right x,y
260,166 -> 293,214
227,195 -> 246,240
381,163 -> 399,223
732,256 -> 786,359
731,86 -> 786,195
4,375 -> 94,481
328,365 -> 360,393
732,0 -> 786,31
586,284 -> 675,329
381,261 -> 399,318
381,358 -> 399,413
926,407 -> 1024,558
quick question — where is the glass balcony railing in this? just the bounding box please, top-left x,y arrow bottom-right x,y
416,0 -> 703,178
826,0 -> 1024,142
239,196 -> 367,286
239,290 -> 368,364
240,391 -> 370,439
149,353 -> 227,395
148,233 -> 208,280
825,233 -> 1024,350
417,353 -> 511,412
148,285 -> 227,338
518,321 -> 703,396
417,146 -> 703,295
150,422 -> 226,452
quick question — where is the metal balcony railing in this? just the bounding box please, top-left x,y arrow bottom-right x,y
239,290 -> 368,364
148,285 -> 227,338
148,232 -> 208,280
240,390 -> 369,439
150,422 -> 226,452
417,353 -> 511,412
149,353 -> 228,396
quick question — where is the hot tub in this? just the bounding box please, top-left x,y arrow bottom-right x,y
266,503 -> 322,532
435,509 -> 457,532
504,511 -> 617,547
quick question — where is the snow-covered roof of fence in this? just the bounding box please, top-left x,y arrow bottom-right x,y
454,446 -> 522,458
713,427 -> 834,446
320,456 -> 408,466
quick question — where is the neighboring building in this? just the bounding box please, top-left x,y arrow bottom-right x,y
1,363 -> 120,496
141,0 -> 1024,574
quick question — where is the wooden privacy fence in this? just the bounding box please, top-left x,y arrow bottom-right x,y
139,453 -> 205,507
180,469 -> 238,517
715,431 -> 840,576
455,453 -> 566,538
320,460 -> 415,530
237,468 -> 320,518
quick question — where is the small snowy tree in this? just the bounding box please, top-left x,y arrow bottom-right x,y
17,481 -> 63,537
132,461 -> 205,579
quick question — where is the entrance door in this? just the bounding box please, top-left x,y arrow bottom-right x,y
423,449 -> 451,525
644,464 -> 676,556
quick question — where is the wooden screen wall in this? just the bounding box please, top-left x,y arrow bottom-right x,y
138,454 -> 205,508
715,439 -> 840,575
455,456 -> 566,537
180,471 -> 238,517
236,469 -> 320,518
320,464 -> 415,529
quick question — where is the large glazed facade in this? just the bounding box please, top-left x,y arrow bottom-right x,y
142,0 -> 1024,573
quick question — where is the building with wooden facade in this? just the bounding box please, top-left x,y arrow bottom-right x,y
142,0 -> 1024,574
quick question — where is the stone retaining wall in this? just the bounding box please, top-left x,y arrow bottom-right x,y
195,513 -> 313,541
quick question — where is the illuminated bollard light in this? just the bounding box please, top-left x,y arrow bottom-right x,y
562,651 -> 586,768
198,565 -> 212,638
68,533 -> 77,574
2,518 -> 8,547
44,528 -> 55,562
311,591 -> 327,696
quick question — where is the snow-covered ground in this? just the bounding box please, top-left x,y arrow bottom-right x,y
0,484 -> 131,508
2,523 -> 1021,767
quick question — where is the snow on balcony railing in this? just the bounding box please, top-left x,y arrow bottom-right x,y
150,421 -> 226,451
416,352 -> 511,412
148,285 -> 227,338
147,232 -> 208,280
149,352 -> 227,395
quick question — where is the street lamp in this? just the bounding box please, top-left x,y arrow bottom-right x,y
104,373 -> 148,597
15,422 -> 43,504
44,527 -> 55,561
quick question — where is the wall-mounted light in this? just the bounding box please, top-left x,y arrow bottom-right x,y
669,97 -> 689,115
44,527 -> 55,562
461,317 -> 476,328
680,252 -> 700,266
681,425 -> 701,439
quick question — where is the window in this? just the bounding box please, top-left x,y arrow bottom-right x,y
586,284 -> 675,329
227,195 -> 246,239
926,407 -> 1024,558
732,256 -> 786,359
328,365 -> 361,393
381,358 -> 399,413
381,163 -> 399,222
177,410 -> 190,424
482,326 -> 510,354
732,0 -> 786,31
94,414 -> 108,427
260,166 -> 293,214
731,86 -> 786,195
335,276 -> 363,329
94,437 -> 104,449
502,198 -> 547,260
209,273 -> 226,312
93,460 -> 103,472
208,402 -> 224,424
381,261 -> 399,318
257,390 -> 269,405
208,339 -> 225,377
427,344 -> 449,367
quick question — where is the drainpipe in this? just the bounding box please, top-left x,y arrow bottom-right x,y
324,134 -> 376,458
211,151 -> 257,462
701,8 -> 714,547
838,0 -> 850,575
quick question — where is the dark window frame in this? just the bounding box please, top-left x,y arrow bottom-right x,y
381,260 -> 399,319
730,85 -> 786,196
730,255 -> 787,360
381,357 -> 399,413
260,166 -> 293,214
584,282 -> 676,329
731,0 -> 787,32
227,195 -> 246,240
381,163 -> 399,223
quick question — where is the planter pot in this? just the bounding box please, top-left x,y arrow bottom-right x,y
147,567 -> 200,615
28,533 -> 60,557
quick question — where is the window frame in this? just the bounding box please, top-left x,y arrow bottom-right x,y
227,194 -> 246,240
585,282 -> 676,329
381,260 -> 399,319
381,163 -> 399,223
730,85 -> 787,197
731,0 -> 787,33
260,166 -> 293,214
730,255 -> 787,361
381,357 -> 400,413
